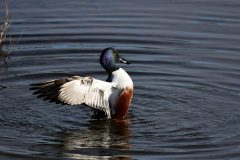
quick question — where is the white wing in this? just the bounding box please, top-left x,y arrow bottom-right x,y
30,76 -> 117,118
58,77 -> 117,117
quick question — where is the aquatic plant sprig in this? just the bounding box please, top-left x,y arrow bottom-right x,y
0,1 -> 11,62
0,0 -> 22,63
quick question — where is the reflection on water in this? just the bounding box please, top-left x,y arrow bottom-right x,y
61,120 -> 132,160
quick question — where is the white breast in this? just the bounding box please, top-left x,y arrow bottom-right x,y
111,68 -> 133,89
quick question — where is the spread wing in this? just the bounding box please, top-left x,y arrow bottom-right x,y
30,76 -> 117,118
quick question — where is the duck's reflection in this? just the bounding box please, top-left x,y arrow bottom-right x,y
61,119 -> 132,160
0,51 -> 9,74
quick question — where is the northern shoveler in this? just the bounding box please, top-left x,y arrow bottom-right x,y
30,48 -> 134,120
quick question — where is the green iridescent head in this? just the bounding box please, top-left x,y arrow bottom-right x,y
100,48 -> 130,73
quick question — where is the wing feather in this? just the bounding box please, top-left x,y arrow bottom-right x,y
31,76 -> 117,118
58,78 -> 117,117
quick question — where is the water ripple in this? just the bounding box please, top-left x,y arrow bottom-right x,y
1,0 -> 240,159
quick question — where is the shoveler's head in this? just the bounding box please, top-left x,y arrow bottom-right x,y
100,48 -> 130,73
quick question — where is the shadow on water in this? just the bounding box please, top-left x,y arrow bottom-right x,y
59,119 -> 132,160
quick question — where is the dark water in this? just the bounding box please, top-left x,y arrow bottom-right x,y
1,0 -> 240,159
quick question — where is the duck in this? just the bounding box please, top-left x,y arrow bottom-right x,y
30,48 -> 134,120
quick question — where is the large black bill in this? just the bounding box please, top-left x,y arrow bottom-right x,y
118,57 -> 131,64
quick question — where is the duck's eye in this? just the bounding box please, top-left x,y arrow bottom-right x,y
114,52 -> 119,59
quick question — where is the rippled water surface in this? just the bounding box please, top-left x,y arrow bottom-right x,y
1,0 -> 240,159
